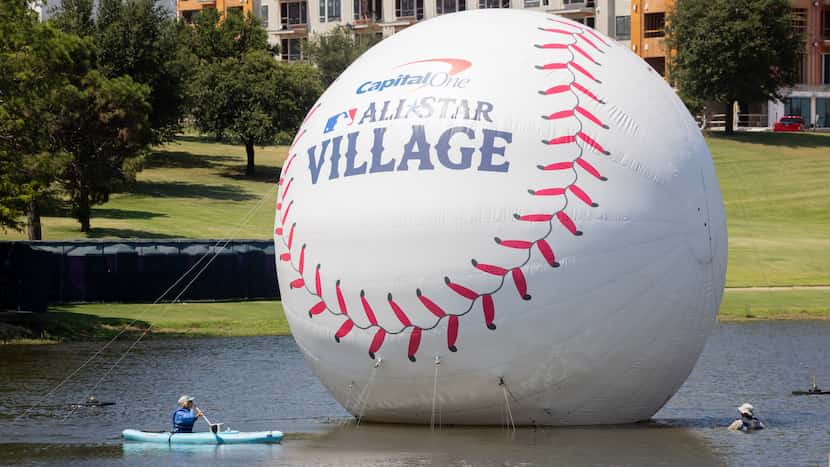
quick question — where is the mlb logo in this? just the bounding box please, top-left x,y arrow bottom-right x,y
324,108 -> 358,133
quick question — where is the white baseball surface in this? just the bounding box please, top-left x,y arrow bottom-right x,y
275,9 -> 727,425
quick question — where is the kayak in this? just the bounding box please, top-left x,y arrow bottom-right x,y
122,429 -> 283,444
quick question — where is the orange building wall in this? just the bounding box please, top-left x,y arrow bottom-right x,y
177,0 -> 254,20
630,0 -> 671,59
631,0 -> 830,87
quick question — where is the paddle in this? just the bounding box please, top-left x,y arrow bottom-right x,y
197,407 -> 220,434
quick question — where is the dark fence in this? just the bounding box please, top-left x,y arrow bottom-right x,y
0,240 -> 279,312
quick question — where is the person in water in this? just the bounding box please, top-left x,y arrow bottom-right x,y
728,403 -> 765,431
172,395 -> 203,433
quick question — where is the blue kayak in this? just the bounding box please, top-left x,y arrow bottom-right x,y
122,429 -> 283,444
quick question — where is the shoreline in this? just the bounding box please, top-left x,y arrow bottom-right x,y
2,287 -> 829,344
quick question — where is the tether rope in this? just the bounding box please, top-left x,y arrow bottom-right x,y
355,358 -> 381,427
15,179 -> 278,422
61,182 -> 277,420
430,356 -> 440,431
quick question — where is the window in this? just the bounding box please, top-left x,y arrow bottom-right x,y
479,0 -> 509,8
571,16 -> 594,29
817,98 -> 829,129
645,57 -> 665,76
524,0 -> 539,7
355,0 -> 382,21
824,10 -> 830,39
281,38 -> 303,61
436,0 -> 465,15
615,15 -> 630,40
396,0 -> 423,18
791,8 -> 807,38
824,54 -> 830,85
319,0 -> 340,22
260,5 -> 268,28
585,16 -> 595,29
784,97 -> 810,123
281,1 -> 307,25
644,12 -> 664,38
181,10 -> 195,23
796,52 -> 807,85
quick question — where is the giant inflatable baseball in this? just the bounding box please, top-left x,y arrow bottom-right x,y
275,9 -> 727,425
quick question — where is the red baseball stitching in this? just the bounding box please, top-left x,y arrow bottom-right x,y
276,17 -> 611,362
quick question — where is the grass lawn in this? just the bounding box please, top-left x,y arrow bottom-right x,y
719,288 -> 830,321
1,301 -> 288,343
2,131 -> 830,330
0,135 -> 288,240
5,289 -> 828,344
2,132 -> 829,288
708,132 -> 830,287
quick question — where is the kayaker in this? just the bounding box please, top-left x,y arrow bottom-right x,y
728,403 -> 765,432
172,395 -> 203,433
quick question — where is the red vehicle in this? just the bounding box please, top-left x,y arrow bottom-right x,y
773,115 -> 806,132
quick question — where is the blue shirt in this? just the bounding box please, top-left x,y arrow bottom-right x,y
172,407 -> 198,433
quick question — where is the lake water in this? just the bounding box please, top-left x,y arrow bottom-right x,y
1,322 -> 829,466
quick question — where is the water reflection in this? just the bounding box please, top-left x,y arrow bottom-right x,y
273,423 -> 720,466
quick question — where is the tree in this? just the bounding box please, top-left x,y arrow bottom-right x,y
0,0 -> 93,237
304,26 -> 380,86
665,0 -> 800,134
51,72 -> 152,232
186,8 -> 272,63
56,0 -> 191,144
50,0 -> 95,37
191,51 -> 323,175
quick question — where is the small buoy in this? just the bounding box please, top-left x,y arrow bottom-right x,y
73,396 -> 116,407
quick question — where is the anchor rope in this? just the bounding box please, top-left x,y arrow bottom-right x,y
62,183 -> 277,420
500,377 -> 516,431
16,180 -> 278,422
338,382 -> 357,427
430,356 -> 440,431
355,358 -> 381,426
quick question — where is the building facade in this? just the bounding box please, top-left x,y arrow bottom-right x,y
630,0 -> 830,129
250,0 -> 632,61
177,0 -> 255,23
176,0 -> 632,60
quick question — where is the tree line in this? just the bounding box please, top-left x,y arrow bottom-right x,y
1,0 -> 377,240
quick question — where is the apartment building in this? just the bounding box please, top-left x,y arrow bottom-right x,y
630,0 -> 830,129
177,0 -> 255,23
248,0 -> 632,61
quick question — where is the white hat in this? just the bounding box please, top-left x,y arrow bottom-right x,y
178,395 -> 195,405
738,403 -> 754,415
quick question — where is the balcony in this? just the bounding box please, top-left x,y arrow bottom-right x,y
277,1 -> 307,34
549,0 -> 595,17
274,24 -> 308,35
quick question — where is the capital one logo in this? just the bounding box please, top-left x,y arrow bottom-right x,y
323,108 -> 358,134
356,58 -> 473,94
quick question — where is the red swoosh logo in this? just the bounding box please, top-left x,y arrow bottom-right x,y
397,58 -> 472,76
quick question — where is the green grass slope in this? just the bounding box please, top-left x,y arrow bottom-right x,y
1,136 -> 287,240
2,132 -> 830,331
709,132 -> 830,287
1,301 -> 288,343
4,131 -> 829,288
